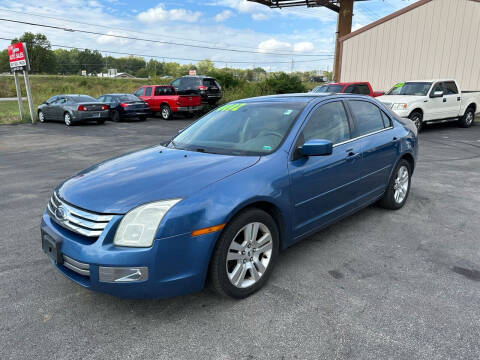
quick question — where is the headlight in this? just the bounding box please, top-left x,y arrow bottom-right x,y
114,199 -> 181,247
392,103 -> 408,110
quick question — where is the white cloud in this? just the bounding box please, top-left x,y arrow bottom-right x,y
137,4 -> 201,23
215,9 -> 233,22
258,39 -> 315,53
293,41 -> 314,53
258,38 -> 292,53
97,31 -> 129,45
87,0 -> 102,7
251,13 -> 269,21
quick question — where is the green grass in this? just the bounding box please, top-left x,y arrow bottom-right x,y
0,100 -> 32,125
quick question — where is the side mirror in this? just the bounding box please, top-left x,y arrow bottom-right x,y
301,139 -> 333,157
430,90 -> 444,98
43,101 -> 48,105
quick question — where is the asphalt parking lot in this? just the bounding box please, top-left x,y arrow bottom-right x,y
1,117 -> 480,360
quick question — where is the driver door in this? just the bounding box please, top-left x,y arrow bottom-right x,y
288,100 -> 364,239
425,82 -> 448,120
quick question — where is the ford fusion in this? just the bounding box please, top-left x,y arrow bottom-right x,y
41,94 -> 418,299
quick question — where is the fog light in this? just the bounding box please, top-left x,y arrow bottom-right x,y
99,266 -> 148,283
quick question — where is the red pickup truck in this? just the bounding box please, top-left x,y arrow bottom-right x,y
134,85 -> 202,120
311,82 -> 384,97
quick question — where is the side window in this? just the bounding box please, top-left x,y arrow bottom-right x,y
431,82 -> 443,94
381,111 -> 392,128
47,96 -> 57,104
348,100 -> 385,137
135,87 -> 144,97
166,87 -> 175,95
344,85 -> 356,93
145,87 -> 152,96
357,84 -> 370,95
444,81 -> 458,95
154,87 -> 164,96
301,101 -> 351,145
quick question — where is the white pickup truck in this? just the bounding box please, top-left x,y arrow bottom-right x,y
377,80 -> 479,130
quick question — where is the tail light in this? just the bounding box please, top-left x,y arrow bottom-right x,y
77,105 -> 87,111
198,85 -> 208,91
102,104 -> 109,110
120,103 -> 129,108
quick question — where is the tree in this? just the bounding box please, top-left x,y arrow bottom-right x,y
197,59 -> 215,75
0,49 -> 9,73
12,32 -> 55,73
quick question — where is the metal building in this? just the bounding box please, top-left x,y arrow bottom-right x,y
338,0 -> 480,91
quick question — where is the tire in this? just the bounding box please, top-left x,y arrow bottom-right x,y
96,119 -> 106,125
409,111 -> 423,132
209,208 -> 279,299
38,110 -> 46,123
112,111 -> 120,122
160,104 -> 172,120
458,107 -> 475,128
378,159 -> 412,210
64,112 -> 73,126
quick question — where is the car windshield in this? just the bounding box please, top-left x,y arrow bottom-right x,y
312,84 -> 344,93
386,82 -> 432,96
118,94 -> 141,102
70,95 -> 97,103
168,102 -> 305,156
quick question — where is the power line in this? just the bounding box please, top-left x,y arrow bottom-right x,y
0,36 -> 333,65
0,17 -> 334,58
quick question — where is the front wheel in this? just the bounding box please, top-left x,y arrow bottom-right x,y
209,208 -> 279,299
160,104 -> 171,120
409,111 -> 423,132
38,110 -> 46,123
378,159 -> 412,210
458,108 -> 475,128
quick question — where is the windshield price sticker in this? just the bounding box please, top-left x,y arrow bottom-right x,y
393,82 -> 404,88
216,103 -> 246,112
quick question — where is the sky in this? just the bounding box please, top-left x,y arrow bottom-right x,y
0,0 -> 415,72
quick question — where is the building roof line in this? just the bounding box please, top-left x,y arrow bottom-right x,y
340,0 -> 480,43
339,0 -> 434,42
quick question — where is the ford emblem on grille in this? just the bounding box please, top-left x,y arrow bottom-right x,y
55,206 -> 68,221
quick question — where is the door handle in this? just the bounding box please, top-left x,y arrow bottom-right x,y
443,98 -> 447,102
457,97 -> 461,101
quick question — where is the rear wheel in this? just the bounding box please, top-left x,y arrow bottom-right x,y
409,110 -> 423,131
209,208 -> 279,299
64,112 -> 72,126
38,110 -> 46,123
458,107 -> 475,128
160,104 -> 171,120
378,159 -> 412,210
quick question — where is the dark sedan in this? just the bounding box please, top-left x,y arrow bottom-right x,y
38,95 -> 109,126
97,94 -> 151,122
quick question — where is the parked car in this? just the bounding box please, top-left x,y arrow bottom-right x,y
171,75 -> 222,105
134,85 -> 202,120
41,93 -> 417,299
38,95 -> 109,126
377,79 -> 480,130
311,82 -> 384,97
97,94 -> 151,122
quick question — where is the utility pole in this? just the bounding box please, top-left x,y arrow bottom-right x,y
333,0 -> 354,82
291,58 -> 295,74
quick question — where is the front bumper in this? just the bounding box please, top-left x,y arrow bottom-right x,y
390,108 -> 411,118
41,211 -> 218,298
176,105 -> 203,112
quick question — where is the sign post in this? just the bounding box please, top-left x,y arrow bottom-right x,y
8,42 -> 35,123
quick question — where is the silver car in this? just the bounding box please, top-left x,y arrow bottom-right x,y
37,94 -> 109,126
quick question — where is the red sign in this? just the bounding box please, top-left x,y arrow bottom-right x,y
8,42 -> 29,70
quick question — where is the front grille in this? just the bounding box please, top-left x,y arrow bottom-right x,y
62,255 -> 90,277
47,192 -> 114,238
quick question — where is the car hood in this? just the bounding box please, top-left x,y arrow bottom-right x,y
377,95 -> 426,105
58,146 -> 259,214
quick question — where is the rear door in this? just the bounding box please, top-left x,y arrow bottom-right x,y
443,81 -> 461,118
288,100 -> 364,238
346,99 -> 398,200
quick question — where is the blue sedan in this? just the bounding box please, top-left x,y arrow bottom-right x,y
41,93 -> 417,299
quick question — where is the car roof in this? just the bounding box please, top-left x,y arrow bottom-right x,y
103,93 -> 139,96
180,75 -> 214,79
403,79 -> 454,83
234,93 -> 353,104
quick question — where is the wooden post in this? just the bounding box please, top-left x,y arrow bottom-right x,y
13,71 -> 25,122
23,69 -> 36,123
333,0 -> 354,82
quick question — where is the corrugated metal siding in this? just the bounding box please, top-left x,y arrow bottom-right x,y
340,0 -> 480,91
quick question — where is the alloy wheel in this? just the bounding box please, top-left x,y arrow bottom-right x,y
64,113 -> 72,126
38,111 -> 45,123
466,111 -> 474,126
162,108 -> 170,119
393,165 -> 409,204
226,222 -> 273,289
